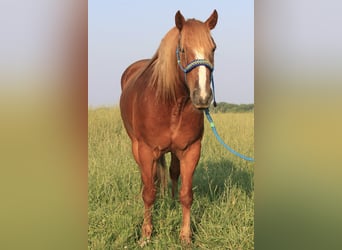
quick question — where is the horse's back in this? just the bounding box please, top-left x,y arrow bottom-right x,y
120,59 -> 150,91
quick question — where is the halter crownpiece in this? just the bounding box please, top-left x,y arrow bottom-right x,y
176,46 -> 217,107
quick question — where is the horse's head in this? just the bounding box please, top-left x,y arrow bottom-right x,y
175,10 -> 218,109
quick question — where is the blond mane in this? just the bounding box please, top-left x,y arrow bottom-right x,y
147,27 -> 179,102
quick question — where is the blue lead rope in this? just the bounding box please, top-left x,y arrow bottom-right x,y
204,109 -> 255,162
176,45 -> 251,160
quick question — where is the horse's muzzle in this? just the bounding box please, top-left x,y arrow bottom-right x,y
191,88 -> 213,109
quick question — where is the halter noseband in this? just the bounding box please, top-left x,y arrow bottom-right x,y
176,46 -> 214,73
176,45 -> 217,106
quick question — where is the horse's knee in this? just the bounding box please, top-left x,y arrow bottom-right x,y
142,186 -> 156,206
179,188 -> 193,208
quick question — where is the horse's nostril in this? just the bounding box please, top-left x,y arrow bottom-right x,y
200,94 -> 212,105
191,88 -> 213,108
202,96 -> 209,104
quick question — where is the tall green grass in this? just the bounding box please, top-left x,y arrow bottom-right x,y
88,107 -> 254,249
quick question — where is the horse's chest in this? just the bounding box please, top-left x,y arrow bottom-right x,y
138,103 -> 203,152
170,113 -> 204,151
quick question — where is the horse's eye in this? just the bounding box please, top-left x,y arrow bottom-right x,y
212,47 -> 216,52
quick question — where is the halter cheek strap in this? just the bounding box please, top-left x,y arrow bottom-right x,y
176,46 -> 217,106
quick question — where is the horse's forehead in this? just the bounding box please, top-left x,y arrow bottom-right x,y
183,23 -> 213,50
194,50 -> 205,59
186,37 -> 212,53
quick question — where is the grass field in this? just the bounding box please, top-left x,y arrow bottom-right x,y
88,107 -> 254,249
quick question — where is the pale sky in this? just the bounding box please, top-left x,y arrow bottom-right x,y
89,0 -> 254,106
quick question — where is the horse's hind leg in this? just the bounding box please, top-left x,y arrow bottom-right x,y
156,154 -> 167,197
169,152 -> 180,198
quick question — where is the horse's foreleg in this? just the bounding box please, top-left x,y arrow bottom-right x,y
169,153 -> 180,198
137,144 -> 157,242
178,141 -> 201,244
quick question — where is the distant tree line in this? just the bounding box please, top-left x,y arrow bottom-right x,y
209,102 -> 254,113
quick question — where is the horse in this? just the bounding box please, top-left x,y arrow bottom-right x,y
120,10 -> 218,244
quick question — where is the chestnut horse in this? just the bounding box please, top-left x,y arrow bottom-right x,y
120,10 -> 218,244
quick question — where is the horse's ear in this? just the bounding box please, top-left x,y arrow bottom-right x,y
205,10 -> 218,30
175,10 -> 185,31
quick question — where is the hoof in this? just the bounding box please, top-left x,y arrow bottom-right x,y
138,237 -> 151,248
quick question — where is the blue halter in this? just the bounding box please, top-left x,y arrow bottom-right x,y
176,46 -> 217,106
